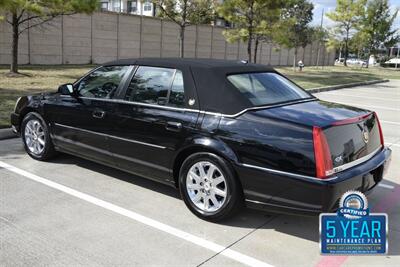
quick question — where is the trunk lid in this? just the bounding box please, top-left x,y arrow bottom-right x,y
244,99 -> 383,175
323,113 -> 382,173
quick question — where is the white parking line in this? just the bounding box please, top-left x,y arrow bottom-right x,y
378,183 -> 395,190
380,120 -> 400,126
386,142 -> 400,148
321,92 -> 400,102
348,89 -> 400,95
324,101 -> 400,112
0,160 -> 273,267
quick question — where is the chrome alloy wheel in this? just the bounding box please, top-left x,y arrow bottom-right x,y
24,119 -> 45,155
186,161 -> 227,212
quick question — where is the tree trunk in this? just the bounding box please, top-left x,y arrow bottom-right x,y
10,12 -> 19,74
365,45 -> 373,68
253,37 -> 259,63
293,48 -> 297,71
247,36 -> 252,63
316,42 -> 321,67
343,28 -> 349,67
179,26 -> 185,58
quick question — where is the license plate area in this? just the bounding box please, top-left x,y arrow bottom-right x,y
361,166 -> 384,192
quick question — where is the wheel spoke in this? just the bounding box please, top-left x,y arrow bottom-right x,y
189,170 -> 201,182
207,165 -> 216,179
36,142 -> 41,153
26,125 -> 33,133
212,176 -> 224,185
37,138 -> 45,146
192,192 -> 202,203
197,162 -> 206,178
25,138 -> 32,146
187,183 -> 201,190
32,142 -> 37,153
33,121 -> 39,132
210,194 -> 220,209
203,195 -> 209,210
214,188 -> 226,197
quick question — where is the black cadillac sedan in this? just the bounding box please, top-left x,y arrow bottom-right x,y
11,58 -> 392,221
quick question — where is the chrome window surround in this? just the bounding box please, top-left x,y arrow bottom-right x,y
60,95 -> 316,118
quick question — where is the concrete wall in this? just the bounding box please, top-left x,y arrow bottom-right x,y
0,12 -> 335,66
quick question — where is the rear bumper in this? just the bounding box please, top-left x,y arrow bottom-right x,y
237,147 -> 392,216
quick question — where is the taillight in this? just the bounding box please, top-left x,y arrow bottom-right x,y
313,126 -> 333,179
374,112 -> 384,147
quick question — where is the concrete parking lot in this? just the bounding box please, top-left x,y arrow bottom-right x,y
0,80 -> 399,267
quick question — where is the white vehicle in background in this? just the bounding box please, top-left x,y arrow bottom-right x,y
335,58 -> 367,66
384,58 -> 400,67
347,58 -> 367,66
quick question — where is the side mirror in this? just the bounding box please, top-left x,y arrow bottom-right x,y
58,83 -> 74,95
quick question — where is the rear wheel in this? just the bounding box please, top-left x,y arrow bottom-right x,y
179,152 -> 243,221
21,112 -> 57,161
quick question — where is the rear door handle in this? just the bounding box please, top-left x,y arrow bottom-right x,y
92,110 -> 106,119
165,121 -> 182,132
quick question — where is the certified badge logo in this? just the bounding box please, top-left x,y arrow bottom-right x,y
320,191 -> 388,255
338,191 -> 369,219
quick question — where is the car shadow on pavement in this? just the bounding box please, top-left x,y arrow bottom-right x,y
49,153 -> 182,200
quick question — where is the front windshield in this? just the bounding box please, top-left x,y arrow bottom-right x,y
227,72 -> 312,106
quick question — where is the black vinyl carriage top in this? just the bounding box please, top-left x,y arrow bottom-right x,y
103,58 -> 311,115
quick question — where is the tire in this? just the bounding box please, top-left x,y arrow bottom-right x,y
179,152 -> 243,222
21,112 -> 57,161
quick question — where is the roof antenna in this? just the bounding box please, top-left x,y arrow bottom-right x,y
240,60 -> 248,64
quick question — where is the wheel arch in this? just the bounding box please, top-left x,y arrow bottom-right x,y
172,137 -> 240,189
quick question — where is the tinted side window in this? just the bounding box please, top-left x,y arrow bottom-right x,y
125,66 -> 174,105
168,70 -> 185,107
227,72 -> 311,106
125,67 -> 186,107
77,66 -> 129,99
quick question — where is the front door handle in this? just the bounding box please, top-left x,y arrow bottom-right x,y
92,110 -> 106,119
165,121 -> 182,132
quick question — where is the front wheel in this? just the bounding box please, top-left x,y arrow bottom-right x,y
21,112 -> 57,161
179,152 -> 243,222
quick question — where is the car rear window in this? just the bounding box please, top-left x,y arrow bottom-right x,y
227,72 -> 311,106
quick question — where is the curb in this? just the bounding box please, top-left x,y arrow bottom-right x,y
308,79 -> 390,93
0,128 -> 17,140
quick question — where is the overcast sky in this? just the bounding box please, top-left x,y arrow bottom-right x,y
311,0 -> 400,30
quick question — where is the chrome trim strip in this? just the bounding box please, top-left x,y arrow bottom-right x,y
240,163 -> 338,181
53,135 -> 170,172
331,146 -> 382,174
54,123 -> 166,149
79,97 -> 201,114
245,199 -> 319,212
240,146 -> 382,181
245,199 -> 268,205
72,96 -> 316,118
